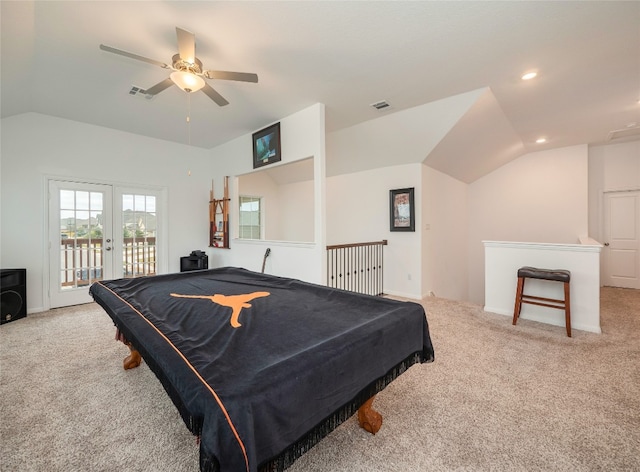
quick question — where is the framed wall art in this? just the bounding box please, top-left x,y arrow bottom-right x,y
252,122 -> 281,169
389,187 -> 415,232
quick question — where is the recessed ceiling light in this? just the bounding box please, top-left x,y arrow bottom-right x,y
536,137 -> 547,144
521,71 -> 538,80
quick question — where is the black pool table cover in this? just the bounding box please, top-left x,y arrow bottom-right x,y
89,267 -> 434,472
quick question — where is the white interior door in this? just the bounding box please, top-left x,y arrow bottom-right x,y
49,180 -> 114,307
603,191 -> 640,289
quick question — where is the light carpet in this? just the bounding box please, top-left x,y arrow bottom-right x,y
1,287 -> 638,471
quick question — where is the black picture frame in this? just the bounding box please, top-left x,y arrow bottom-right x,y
252,122 -> 281,169
389,187 -> 415,232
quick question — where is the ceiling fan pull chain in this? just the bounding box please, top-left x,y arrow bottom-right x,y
187,93 -> 192,146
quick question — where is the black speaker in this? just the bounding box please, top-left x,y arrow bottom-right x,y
1,269 -> 26,324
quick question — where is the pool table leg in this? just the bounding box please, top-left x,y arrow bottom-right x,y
357,396 -> 382,434
123,342 -> 142,370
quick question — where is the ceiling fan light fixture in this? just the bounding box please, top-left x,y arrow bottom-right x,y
170,70 -> 205,93
101,27 -> 255,105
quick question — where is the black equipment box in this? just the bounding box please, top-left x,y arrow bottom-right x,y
180,251 -> 208,272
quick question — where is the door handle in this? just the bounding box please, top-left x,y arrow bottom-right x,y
604,243 -> 609,246
105,247 -> 112,251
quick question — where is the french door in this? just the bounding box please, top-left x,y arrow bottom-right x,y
48,179 -> 164,308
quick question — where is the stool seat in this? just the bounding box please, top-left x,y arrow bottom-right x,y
513,266 -> 572,337
517,266 -> 571,283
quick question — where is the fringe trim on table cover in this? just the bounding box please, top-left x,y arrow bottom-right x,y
204,350 -> 425,472
116,325 -> 426,472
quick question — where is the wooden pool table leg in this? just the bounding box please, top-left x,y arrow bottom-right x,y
123,342 -> 142,370
357,396 -> 382,434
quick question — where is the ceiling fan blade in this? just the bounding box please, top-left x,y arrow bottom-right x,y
176,27 -> 196,64
202,83 -> 229,106
99,44 -> 169,69
144,78 -> 174,96
204,70 -> 259,83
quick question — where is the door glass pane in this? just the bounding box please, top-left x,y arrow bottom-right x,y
122,193 -> 157,278
58,189 -> 104,290
76,191 -> 90,210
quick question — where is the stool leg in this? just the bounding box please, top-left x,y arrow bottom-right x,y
513,277 -> 525,325
564,281 -> 571,337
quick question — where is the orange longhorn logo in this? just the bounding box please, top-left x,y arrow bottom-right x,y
170,291 -> 271,328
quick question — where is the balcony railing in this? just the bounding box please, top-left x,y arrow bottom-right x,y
60,237 -> 156,288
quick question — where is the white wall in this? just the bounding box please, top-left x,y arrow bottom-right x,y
484,241 -> 602,333
326,89 -> 482,177
276,179 -> 314,242
237,171 -> 314,242
324,161 -> 468,301
207,104 -> 326,284
237,169 -> 281,240
467,144 -> 589,305
323,95 -> 481,300
422,165 -> 468,301
326,163 -> 422,299
600,140 -> 640,191
5,105 -> 625,313
1,113 -> 212,312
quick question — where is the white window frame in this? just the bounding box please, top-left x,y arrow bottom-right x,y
238,195 -> 262,240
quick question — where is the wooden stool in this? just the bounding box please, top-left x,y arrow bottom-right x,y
512,266 -> 572,337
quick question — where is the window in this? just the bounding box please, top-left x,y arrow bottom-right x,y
239,196 -> 262,239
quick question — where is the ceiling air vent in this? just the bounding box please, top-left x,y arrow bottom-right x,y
129,86 -> 154,100
607,124 -> 640,141
371,100 -> 391,111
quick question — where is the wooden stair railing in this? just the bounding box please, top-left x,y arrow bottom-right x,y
326,240 -> 388,296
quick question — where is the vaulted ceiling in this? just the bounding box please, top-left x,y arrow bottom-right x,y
2,1 -> 639,182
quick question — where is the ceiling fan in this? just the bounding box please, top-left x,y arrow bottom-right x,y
99,27 -> 258,106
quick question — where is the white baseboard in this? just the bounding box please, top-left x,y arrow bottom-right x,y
384,289 -> 421,301
484,306 -> 601,334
